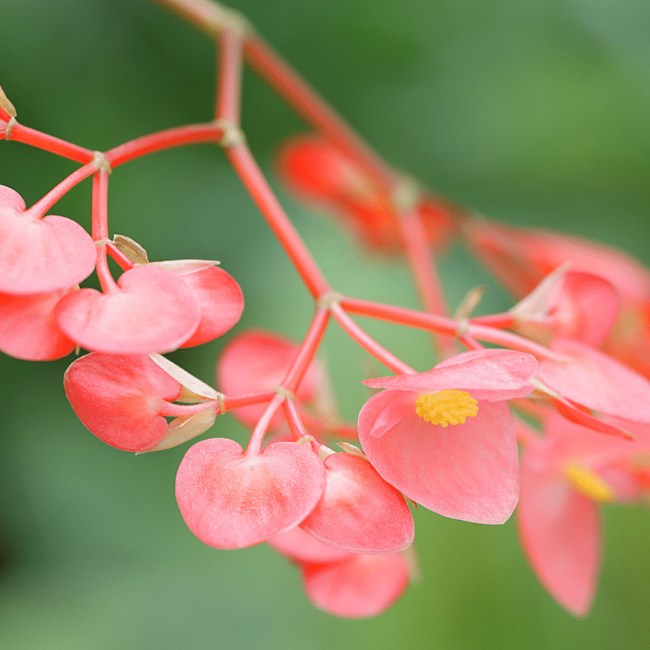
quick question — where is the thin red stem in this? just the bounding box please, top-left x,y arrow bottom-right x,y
105,242 -> 137,271
26,159 -> 98,219
215,27 -> 244,123
225,141 -> 330,298
395,206 -> 457,359
221,390 -> 276,413
283,399 -> 310,442
245,392 -> 285,455
330,303 -> 415,375
282,308 -> 330,394
105,123 -> 225,168
4,122 -> 95,163
243,35 -> 393,186
91,171 -> 119,294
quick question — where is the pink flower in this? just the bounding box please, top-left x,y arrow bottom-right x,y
358,349 -> 537,524
268,525 -> 411,618
517,412 -> 650,615
276,134 -> 456,254
464,217 -> 650,378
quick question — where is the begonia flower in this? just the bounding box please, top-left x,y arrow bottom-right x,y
510,268 -> 620,347
300,452 -> 414,554
55,265 -> 201,354
301,552 -> 411,619
358,349 -> 537,524
517,412 -> 650,616
0,287 -> 76,360
464,217 -> 650,377
0,185 -> 96,295
175,437 -> 326,549
276,134 -> 456,254
269,525 -> 411,618
65,352 -> 184,452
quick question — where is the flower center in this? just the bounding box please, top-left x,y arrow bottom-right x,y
415,390 -> 479,427
564,464 -> 615,503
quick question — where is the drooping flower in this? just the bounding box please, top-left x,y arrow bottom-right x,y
268,525 -> 411,618
276,134 -> 456,254
358,349 -> 538,524
517,412 -> 650,616
464,216 -> 650,377
64,352 -> 219,452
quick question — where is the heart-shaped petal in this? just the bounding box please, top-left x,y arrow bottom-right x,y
0,185 -> 96,295
176,438 -> 326,549
55,265 -> 201,354
300,453 -> 414,554
358,390 -> 519,524
64,352 -> 182,452
0,288 -> 76,360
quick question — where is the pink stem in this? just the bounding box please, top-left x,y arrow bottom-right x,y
330,303 -> 415,375
4,121 -> 95,163
225,141 -> 330,298
283,399 -> 310,441
243,35 -> 393,186
281,307 -> 329,394
105,123 -> 225,168
245,392 -> 285,455
26,159 -> 99,219
215,27 -> 244,123
91,171 -> 119,294
221,390 -> 276,413
395,206 -> 457,358
105,243 -> 137,271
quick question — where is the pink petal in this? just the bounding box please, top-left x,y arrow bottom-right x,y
517,443 -> 601,616
64,352 -> 182,452
301,553 -> 410,618
216,329 -> 322,427
300,453 -> 414,554
358,391 -> 519,524
364,349 -> 537,401
552,272 -> 620,346
538,338 -> 650,423
55,265 -> 201,354
0,185 -> 96,295
157,264 -> 244,348
175,438 -> 326,549
0,288 -> 76,360
268,526 -> 352,564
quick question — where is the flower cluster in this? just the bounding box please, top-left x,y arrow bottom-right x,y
3,0 -> 650,623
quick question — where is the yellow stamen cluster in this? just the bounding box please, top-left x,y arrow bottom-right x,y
415,390 -> 479,427
564,464 -> 616,503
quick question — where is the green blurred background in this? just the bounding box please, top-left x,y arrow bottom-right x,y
1,0 -> 650,648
